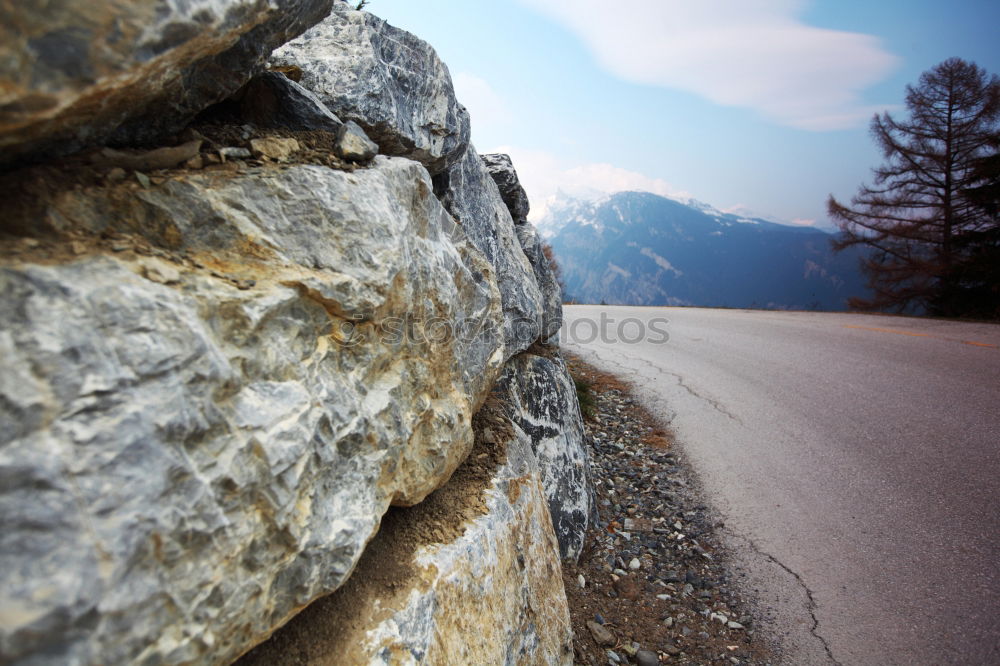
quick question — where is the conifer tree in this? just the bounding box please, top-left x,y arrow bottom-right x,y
828,58 -> 1000,316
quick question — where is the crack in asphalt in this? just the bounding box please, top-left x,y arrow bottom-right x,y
573,342 -> 838,664
730,531 -> 841,666
572,344 -> 743,423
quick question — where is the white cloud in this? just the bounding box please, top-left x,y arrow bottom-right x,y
487,145 -> 691,221
516,0 -> 899,130
452,72 -> 510,130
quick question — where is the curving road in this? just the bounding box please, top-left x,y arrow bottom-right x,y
561,305 -> 1000,665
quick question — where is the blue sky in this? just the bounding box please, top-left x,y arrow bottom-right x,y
371,0 -> 1000,228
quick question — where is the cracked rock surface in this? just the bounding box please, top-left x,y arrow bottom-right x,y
496,347 -> 596,561
0,156 -> 506,665
0,0 -> 334,165
271,4 -> 470,175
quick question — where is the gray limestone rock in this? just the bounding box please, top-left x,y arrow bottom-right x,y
335,120 -> 379,162
516,216 -> 564,342
497,351 -> 596,561
242,414 -> 573,666
271,6 -> 470,175
238,71 -> 343,133
0,0 -> 334,165
481,153 -> 531,223
0,157 -> 505,665
436,147 -> 544,357
478,152 -> 562,340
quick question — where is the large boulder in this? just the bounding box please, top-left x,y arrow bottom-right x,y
271,5 -> 470,175
238,400 -> 573,666
479,152 -> 562,340
436,147 -> 544,358
497,350 -> 596,561
482,153 -> 530,224
360,422 -> 573,665
515,222 -> 565,342
237,71 -> 344,133
0,0 -> 334,166
0,157 -> 505,665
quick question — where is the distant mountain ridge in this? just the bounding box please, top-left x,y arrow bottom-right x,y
539,191 -> 870,310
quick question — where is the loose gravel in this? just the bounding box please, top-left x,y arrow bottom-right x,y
562,351 -> 775,666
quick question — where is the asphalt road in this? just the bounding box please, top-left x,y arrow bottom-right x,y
561,305 -> 1000,665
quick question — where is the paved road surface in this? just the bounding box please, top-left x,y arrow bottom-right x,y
561,306 -> 1000,665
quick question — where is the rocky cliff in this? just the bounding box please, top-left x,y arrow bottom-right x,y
0,2 -> 593,664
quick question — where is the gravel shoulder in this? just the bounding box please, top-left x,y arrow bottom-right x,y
562,351 -> 776,666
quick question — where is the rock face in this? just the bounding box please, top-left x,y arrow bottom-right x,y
482,152 -> 563,341
498,351 -> 595,561
0,3 -> 592,665
237,71 -> 344,133
0,0 -> 334,165
271,6 -> 470,175
361,424 -> 573,665
482,153 -> 531,224
238,402 -> 573,666
0,159 -> 505,665
481,153 -> 562,340
516,223 -> 565,342
436,147 -> 545,357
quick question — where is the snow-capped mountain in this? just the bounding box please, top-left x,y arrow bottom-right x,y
539,191 -> 869,310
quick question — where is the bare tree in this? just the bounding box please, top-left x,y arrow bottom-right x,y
828,58 -> 1000,315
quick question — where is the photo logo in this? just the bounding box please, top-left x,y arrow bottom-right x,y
330,311 -> 669,347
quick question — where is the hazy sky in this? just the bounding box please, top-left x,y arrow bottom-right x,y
371,0 -> 1000,228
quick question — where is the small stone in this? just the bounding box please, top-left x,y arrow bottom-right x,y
586,620 -> 615,647
134,171 -> 151,188
577,574 -> 586,589
663,645 -> 681,656
629,557 -> 641,570
621,643 -> 637,657
664,617 -> 674,628
727,621 -> 744,630
219,146 -> 251,162
612,576 -> 640,600
106,167 -> 127,182
250,137 -> 300,162
335,120 -> 378,162
234,278 -> 256,290
70,241 -> 87,255
636,649 -> 659,666
607,650 -> 621,663
656,594 -> 670,601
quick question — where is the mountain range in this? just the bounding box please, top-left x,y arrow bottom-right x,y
538,191 -> 870,310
